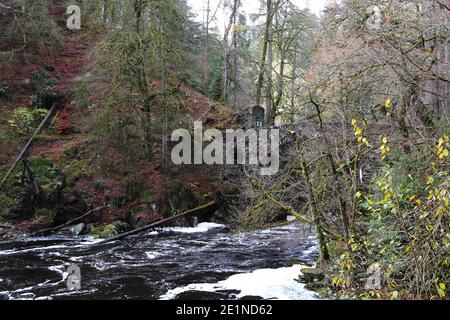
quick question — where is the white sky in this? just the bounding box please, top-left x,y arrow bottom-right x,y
187,0 -> 329,33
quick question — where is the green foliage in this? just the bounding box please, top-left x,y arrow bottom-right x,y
329,131 -> 450,300
141,188 -> 156,205
3,0 -> 64,52
0,193 -> 18,221
90,223 -> 118,239
17,157 -> 62,193
96,0 -> 187,90
208,56 -> 224,100
90,221 -> 130,238
93,103 -> 142,156
123,177 -> 144,201
64,159 -> 93,187
7,107 -> 48,139
30,67 -> 58,107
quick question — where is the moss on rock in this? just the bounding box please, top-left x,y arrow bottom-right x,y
90,221 -> 131,238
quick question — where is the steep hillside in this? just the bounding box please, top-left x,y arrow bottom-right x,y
0,8 -> 237,238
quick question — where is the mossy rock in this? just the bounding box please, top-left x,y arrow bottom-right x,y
299,267 -> 324,283
90,223 -> 117,238
70,223 -> 89,236
90,221 -> 131,238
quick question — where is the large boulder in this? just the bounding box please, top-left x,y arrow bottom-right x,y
299,267 -> 324,282
298,267 -> 326,291
90,220 -> 132,238
69,223 -> 88,235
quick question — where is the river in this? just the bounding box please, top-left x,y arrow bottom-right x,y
0,221 -> 319,300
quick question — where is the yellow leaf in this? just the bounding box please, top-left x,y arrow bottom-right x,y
362,138 -> 370,146
351,118 -> 357,126
382,137 -> 388,144
386,98 -> 391,108
439,283 -> 446,290
427,177 -> 434,185
390,291 -> 398,300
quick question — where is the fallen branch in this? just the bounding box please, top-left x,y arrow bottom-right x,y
0,104 -> 57,189
90,200 -> 218,247
0,224 -> 13,229
27,206 -> 105,237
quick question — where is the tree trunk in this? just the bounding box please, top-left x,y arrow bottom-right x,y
300,150 -> 330,262
265,24 -> 274,125
273,49 -> 286,114
310,94 -> 350,240
102,0 -> 108,22
232,0 -> 238,109
203,0 -> 210,91
133,0 -> 153,159
289,50 -> 297,123
0,104 -> 57,189
222,0 -> 239,103
161,60 -> 169,172
255,0 -> 273,107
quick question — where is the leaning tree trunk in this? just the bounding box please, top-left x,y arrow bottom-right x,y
90,200 -> 219,246
0,104 -> 56,189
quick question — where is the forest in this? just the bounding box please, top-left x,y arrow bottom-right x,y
0,0 -> 448,301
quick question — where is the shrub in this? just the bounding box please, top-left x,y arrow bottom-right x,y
7,107 -> 48,139
329,133 -> 449,300
16,157 -> 62,193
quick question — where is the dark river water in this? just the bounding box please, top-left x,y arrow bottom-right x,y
0,222 -> 319,300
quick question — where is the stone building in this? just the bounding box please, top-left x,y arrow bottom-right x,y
244,105 -> 265,129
